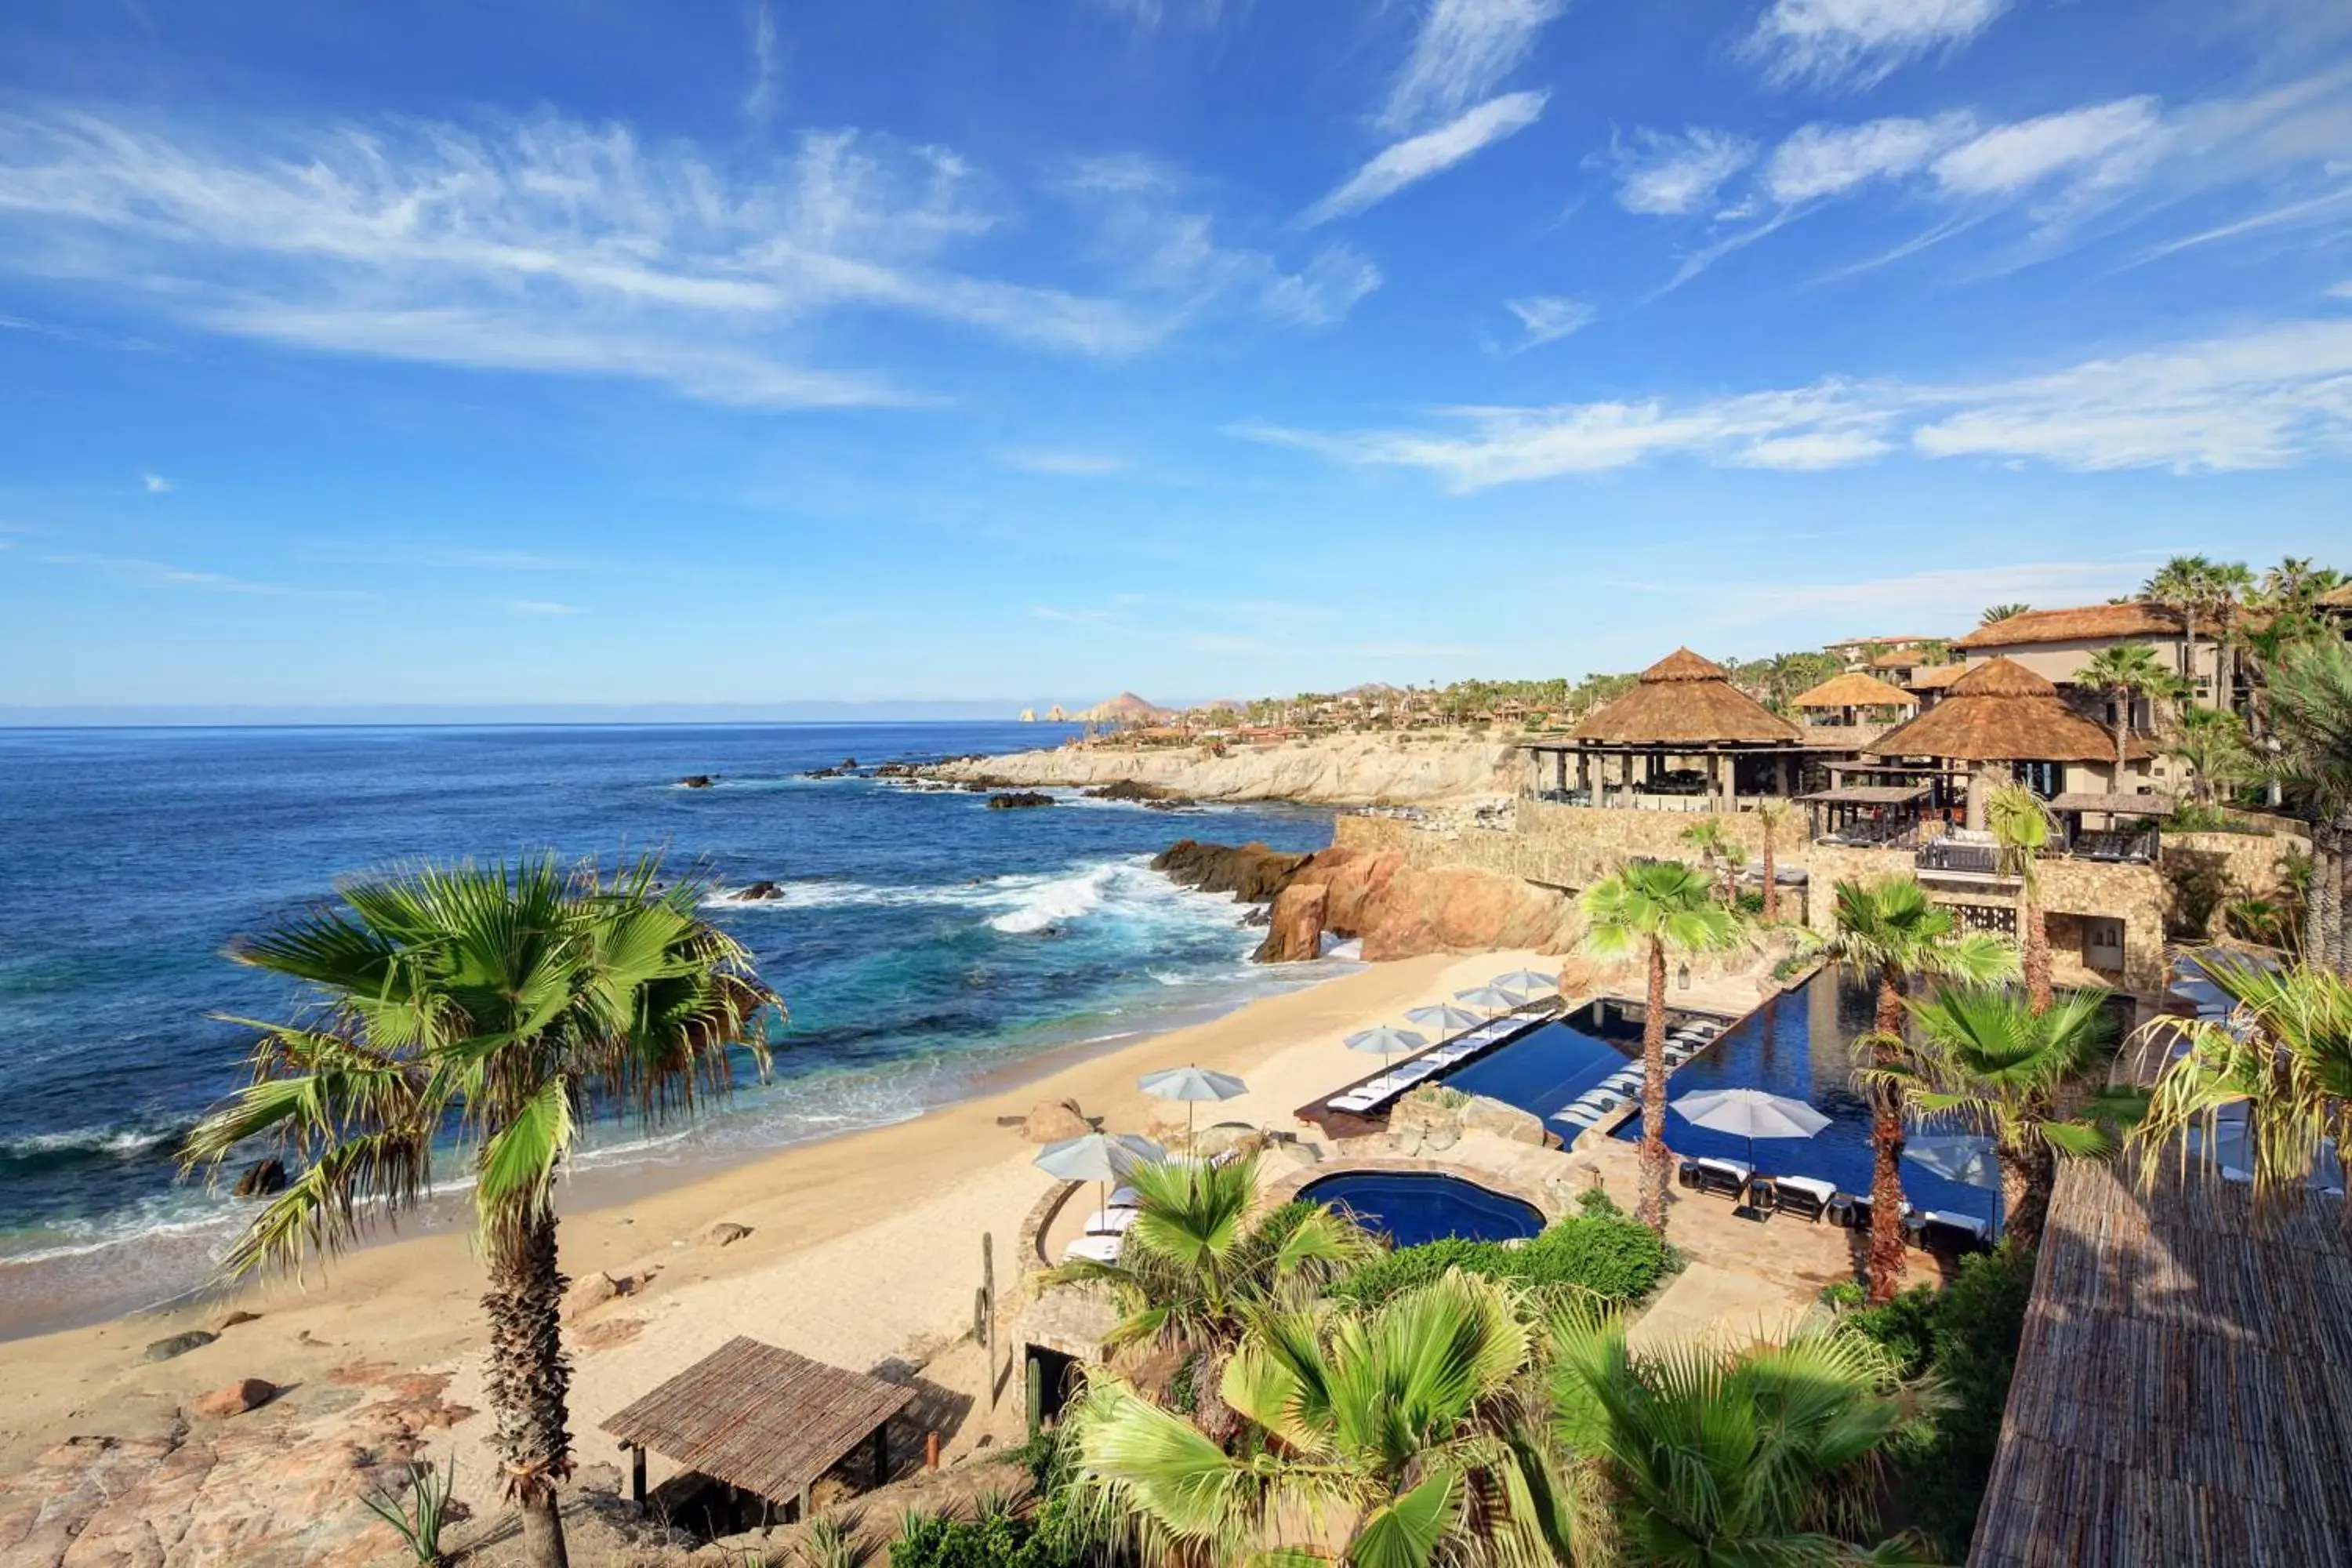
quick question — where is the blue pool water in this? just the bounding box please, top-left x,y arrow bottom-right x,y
1436,999 -> 1711,1123
1298,1171 -> 1546,1247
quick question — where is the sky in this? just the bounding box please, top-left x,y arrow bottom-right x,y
2,0 -> 2349,719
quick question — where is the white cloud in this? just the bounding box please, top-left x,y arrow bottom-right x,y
1301,92 -> 1547,226
1381,0 -> 1566,134
506,599 -> 583,615
1932,97 -> 2168,197
40,552 -> 357,597
1239,315 -> 2352,486
999,449 -> 1127,476
1031,605 -> 1118,623
0,107 -> 1366,408
1745,0 -> 2010,91
1258,245 -> 1384,323
1610,128 -> 1756,216
140,472 -> 171,494
1617,561 -> 2144,631
1765,114 -> 1976,202
1504,294 -> 1595,347
744,4 -> 780,125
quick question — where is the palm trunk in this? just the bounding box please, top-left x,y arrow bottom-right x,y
1635,940 -> 1672,1235
2021,878 -> 2053,1014
2308,819 -> 2339,973
2111,693 -> 2128,776
485,1200 -> 573,1568
1761,827 -> 1780,923
2002,1131 -> 2056,1250
1866,971 -> 1909,1304
2325,815 -> 2352,977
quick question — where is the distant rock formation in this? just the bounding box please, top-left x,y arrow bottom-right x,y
985,791 -> 1054,810
677,775 -> 716,789
927,731 -> 1518,807
1079,691 -> 1167,724
1083,779 -> 1193,805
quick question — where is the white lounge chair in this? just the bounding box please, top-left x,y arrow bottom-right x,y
1328,1091 -> 1382,1113
1062,1233 -> 1123,1264
1084,1206 -> 1141,1235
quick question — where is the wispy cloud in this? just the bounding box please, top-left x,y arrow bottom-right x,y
1608,128 -> 1756,216
1609,560 -> 2143,631
38,552 -> 358,597
1381,0 -> 1565,134
506,599 -> 583,615
1744,0 -> 2010,92
999,449 -> 1128,476
140,472 -> 171,494
1930,98 -> 2166,198
743,3 -> 781,125
1764,114 -> 1976,202
1030,605 -> 1118,624
1302,92 -> 1547,226
0,107 -> 1368,409
1503,294 -> 1595,348
1239,313 -> 2352,487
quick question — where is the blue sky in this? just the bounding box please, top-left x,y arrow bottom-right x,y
2,0 -> 2348,717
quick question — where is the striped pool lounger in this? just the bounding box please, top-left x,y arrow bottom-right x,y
1575,1089 -> 1626,1113
1602,1071 -> 1643,1093
1554,1105 -> 1603,1128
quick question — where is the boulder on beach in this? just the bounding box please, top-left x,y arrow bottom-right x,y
1254,883 -> 1327,964
1022,1098 -> 1092,1143
987,792 -> 1055,810
193,1378 -> 276,1420
143,1330 -> 217,1363
564,1272 -> 624,1322
232,1159 -> 287,1198
677,775 -> 716,789
701,1221 -> 753,1248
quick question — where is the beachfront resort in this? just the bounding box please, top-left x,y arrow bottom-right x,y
5,562 -> 2347,1568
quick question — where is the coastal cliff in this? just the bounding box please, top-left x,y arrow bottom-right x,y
931,731 -> 1519,806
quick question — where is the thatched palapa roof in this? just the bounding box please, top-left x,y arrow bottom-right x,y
1572,648 -> 1803,746
1866,657 -> 2147,764
1792,671 -> 1918,710
1906,663 -> 1969,691
1953,601 -> 2183,650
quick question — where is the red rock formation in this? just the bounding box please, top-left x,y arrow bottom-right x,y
1254,884 -> 1328,962
1285,846 -> 1579,961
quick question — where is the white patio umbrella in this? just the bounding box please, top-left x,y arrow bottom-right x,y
1345,1025 -> 1427,1070
1671,1087 -> 1831,1192
1138,1065 -> 1248,1146
1454,984 -> 1526,1018
1904,1132 -> 2002,1236
1406,1003 -> 1483,1038
1033,1131 -> 1167,1221
1488,968 -> 1558,997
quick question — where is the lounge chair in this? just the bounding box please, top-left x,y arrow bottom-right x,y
1552,1103 -> 1605,1128
1599,1070 -> 1643,1095
1568,1088 -> 1626,1118
1327,1088 -> 1385,1113
1677,1156 -> 1753,1200
1755,1174 -> 1835,1221
1062,1232 -> 1123,1264
1083,1206 -> 1140,1235
1904,1209 -> 1992,1254
1828,1194 -> 1914,1231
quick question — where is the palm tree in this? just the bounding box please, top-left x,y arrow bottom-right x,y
1979,602 -> 2031,626
1886,985 -> 2119,1248
2257,557 -> 2343,612
1064,1270 -> 1583,1567
2077,642 -> 2170,777
2167,706 -> 2257,808
1581,862 -> 1747,1232
1678,818 -> 1746,903
1045,1154 -> 1379,1428
1548,1309 -> 1935,1565
1812,877 -> 2016,1301
2131,957 -> 2352,1207
2267,641 -> 2352,974
182,855 -> 778,1568
1755,799 -> 1790,923
2143,554 -> 2217,693
1984,784 -> 2056,1013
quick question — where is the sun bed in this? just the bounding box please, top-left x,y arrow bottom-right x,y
1109,1185 -> 1141,1208
1083,1206 -> 1140,1235
1755,1174 -> 1835,1221
1552,1103 -> 1606,1129
1904,1208 -> 1993,1254
1827,1194 -> 1914,1231
1327,1091 -> 1381,1114
1599,1071 -> 1644,1096
1676,1156 -> 1753,1200
1062,1232 -> 1123,1264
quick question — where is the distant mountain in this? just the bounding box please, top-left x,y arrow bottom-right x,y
1080,691 -> 1167,723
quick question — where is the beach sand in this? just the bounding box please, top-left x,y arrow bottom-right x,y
0,946 -> 1560,1559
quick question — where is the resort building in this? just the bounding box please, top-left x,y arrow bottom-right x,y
1864,656 -> 2158,829
1823,633 -> 1941,668
1788,670 -> 1916,742
1522,648 -> 1816,809
1951,601 -> 2221,707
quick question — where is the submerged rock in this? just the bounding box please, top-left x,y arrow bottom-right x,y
737,880 -> 784,901
232,1159 -> 287,1198
1083,779 -> 1193,805
986,791 -> 1055,810
677,775 -> 716,789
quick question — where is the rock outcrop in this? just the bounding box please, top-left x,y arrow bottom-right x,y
927,731 -> 1519,807
985,791 -> 1055,810
1254,884 -> 1327,963
1151,840 -> 1313,902
737,880 -> 784,901
141,1331 -> 216,1363
1022,1099 -> 1092,1143
232,1159 -> 287,1198
677,775 -> 716,788
192,1379 -> 277,1420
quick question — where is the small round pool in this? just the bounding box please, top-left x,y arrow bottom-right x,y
1297,1171 -> 1544,1247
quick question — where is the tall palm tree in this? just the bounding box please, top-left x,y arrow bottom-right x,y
1045,1154 -> 1379,1428
1882,985 -> 2120,1248
181,855 -> 778,1568
2130,957 -> 2352,1207
2257,557 -> 2343,612
2167,706 -> 2258,808
1984,784 -> 2056,1013
1979,602 -> 2031,626
1755,799 -> 1791,923
2143,554 -> 2217,692
1064,1270 -> 1584,1567
1678,818 -> 1746,903
1548,1309 -> 1936,1566
2076,641 -> 2170,777
2267,641 -> 2352,974
1812,877 -> 2016,1301
1581,862 -> 1747,1232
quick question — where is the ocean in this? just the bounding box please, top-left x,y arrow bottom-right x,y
0,723 -> 1338,1331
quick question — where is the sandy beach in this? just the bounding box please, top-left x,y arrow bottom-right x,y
0,945 -> 1563,1562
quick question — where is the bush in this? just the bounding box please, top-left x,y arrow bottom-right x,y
1333,1213 -> 1669,1308
1840,1244 -> 2035,1559
890,1512 -> 1074,1568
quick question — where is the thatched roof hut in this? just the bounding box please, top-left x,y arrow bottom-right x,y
1866,657 -> 2145,763
1952,601 -> 2184,651
1791,671 -> 1917,711
1572,648 -> 1802,746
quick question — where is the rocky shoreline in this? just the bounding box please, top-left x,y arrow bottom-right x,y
924,731 -> 1519,807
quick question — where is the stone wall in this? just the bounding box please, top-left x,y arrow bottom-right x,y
1335,800 -> 1807,892
2162,827 -> 2309,903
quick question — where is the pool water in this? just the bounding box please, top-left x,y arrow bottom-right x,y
1297,1171 -> 1545,1247
1437,998 -> 1713,1123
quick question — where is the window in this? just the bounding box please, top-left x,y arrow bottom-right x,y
2084,916 -> 2125,971
1947,902 -> 2016,937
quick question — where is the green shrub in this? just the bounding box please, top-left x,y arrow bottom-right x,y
1575,1185 -> 1623,1218
1333,1213 -> 1668,1308
1816,1279 -> 1865,1310
1840,1243 -> 2035,1559
889,1512 -> 1075,1568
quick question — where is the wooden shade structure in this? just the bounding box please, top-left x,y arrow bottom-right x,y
1865,657 -> 2147,764
602,1338 -> 913,1515
1572,648 -> 1802,746
1791,671 -> 1917,711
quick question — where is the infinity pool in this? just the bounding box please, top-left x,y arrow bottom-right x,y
1298,1171 -> 1545,1247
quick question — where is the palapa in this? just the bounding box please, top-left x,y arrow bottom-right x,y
1866,657 -> 2147,764
1572,648 -> 1802,747
1952,601 -> 2183,650
1791,670 -> 1918,710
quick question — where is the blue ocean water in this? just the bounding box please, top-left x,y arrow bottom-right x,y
0,723 -> 1335,1309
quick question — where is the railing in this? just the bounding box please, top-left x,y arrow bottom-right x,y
1917,840 -> 2005,877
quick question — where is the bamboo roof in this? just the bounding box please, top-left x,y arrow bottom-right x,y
2045,790 -> 2173,815
1571,648 -> 1803,747
1792,671 -> 1918,710
1954,601 -> 2184,650
1865,658 -> 2147,764
1969,1161 -> 2352,1567
601,1338 -> 913,1504
2318,582 -> 2352,609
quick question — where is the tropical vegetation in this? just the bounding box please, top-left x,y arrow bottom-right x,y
2266,639 -> 2352,973
2074,641 -> 2172,774
1333,1195 -> 1669,1308
1982,783 -> 2055,1013
1579,860 -> 1747,1233
1809,877 -> 2015,1301
181,854 -> 779,1568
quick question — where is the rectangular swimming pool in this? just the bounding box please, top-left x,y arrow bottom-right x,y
1436,996 -> 1722,1123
